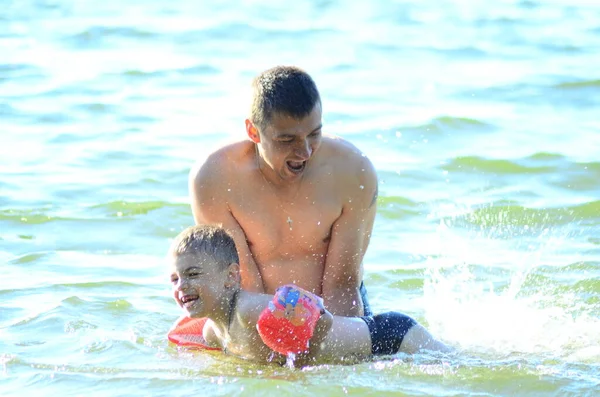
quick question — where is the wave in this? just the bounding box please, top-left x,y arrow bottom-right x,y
397,116 -> 495,137
54,281 -> 140,289
0,103 -> 16,116
457,80 -> 600,107
527,152 -> 565,161
555,80 -> 600,90
121,64 -> 220,78
0,209 -> 62,224
90,200 -> 188,217
0,201 -> 187,224
65,26 -> 160,47
8,252 -> 48,264
71,102 -> 121,115
377,195 -> 420,219
443,153 -> 600,176
34,84 -> 114,98
197,22 -> 335,41
0,282 -> 141,300
453,201 -> 600,227
436,154 -> 600,195
430,46 -> 489,58
0,63 -> 43,76
442,156 -> 555,174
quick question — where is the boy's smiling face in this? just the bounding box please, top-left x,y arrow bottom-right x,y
169,253 -> 236,318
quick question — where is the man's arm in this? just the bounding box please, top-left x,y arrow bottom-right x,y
189,155 -> 265,292
321,153 -> 378,316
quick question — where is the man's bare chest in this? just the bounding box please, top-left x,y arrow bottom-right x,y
229,188 -> 342,252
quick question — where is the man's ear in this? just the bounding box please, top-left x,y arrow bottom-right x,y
224,263 -> 241,288
245,119 -> 260,143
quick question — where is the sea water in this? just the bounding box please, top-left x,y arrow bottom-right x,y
1,0 -> 599,395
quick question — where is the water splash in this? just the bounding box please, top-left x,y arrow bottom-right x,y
421,217 -> 600,360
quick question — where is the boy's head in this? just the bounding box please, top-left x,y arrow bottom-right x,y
169,225 -> 241,318
169,224 -> 239,267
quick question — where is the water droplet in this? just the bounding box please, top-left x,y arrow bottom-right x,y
285,353 -> 296,369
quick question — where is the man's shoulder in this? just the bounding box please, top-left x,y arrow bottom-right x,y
190,140 -> 253,181
318,135 -> 378,203
320,135 -> 375,174
322,134 -> 361,154
198,139 -> 253,167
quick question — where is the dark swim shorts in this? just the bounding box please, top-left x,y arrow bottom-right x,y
361,312 -> 417,355
360,281 -> 373,316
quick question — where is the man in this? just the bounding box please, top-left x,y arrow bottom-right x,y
189,65 -> 378,316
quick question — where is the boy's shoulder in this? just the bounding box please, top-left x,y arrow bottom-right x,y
237,291 -> 273,324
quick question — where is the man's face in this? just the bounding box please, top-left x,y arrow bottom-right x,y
169,254 -> 230,318
258,104 -> 322,181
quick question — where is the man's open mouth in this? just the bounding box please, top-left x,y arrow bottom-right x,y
286,160 -> 306,174
180,294 -> 199,308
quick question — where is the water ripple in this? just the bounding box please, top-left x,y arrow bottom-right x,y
65,26 -> 161,48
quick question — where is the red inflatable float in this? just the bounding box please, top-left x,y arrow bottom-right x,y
256,284 -> 323,355
167,316 -> 220,350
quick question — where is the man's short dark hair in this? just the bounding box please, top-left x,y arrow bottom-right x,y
250,65 -> 321,131
170,224 -> 239,270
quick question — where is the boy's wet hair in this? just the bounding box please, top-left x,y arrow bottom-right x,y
170,225 -> 239,270
250,65 -> 321,131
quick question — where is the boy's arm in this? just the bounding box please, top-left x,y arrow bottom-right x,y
202,320 -> 223,348
294,309 -> 333,366
399,324 -> 453,354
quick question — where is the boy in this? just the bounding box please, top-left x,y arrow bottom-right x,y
169,225 -> 450,366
